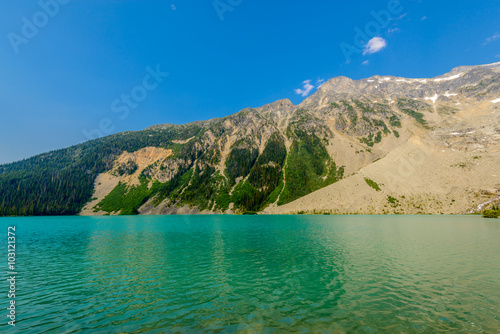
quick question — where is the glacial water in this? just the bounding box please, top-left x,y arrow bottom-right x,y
0,215 -> 499,333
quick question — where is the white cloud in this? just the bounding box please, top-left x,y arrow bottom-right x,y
316,79 -> 325,87
362,60 -> 369,65
485,32 -> 500,44
363,37 -> 387,55
171,4 -> 176,10
390,13 -> 407,21
421,16 -> 427,21
387,28 -> 400,34
294,80 -> 314,97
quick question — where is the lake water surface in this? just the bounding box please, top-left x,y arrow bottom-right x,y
0,215 -> 499,333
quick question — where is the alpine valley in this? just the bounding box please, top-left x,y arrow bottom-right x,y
2,62 -> 500,216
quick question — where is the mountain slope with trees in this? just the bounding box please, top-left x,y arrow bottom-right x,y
1,62 -> 500,216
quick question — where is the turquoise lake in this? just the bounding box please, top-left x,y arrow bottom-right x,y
0,215 -> 499,333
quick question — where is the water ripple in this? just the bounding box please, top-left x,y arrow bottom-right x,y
0,215 -> 499,333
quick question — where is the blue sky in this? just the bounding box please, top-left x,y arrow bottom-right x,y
0,0 -> 499,164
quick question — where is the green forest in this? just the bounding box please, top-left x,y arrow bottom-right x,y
0,124 -> 204,216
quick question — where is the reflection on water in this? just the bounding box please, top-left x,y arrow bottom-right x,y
1,215 -> 499,333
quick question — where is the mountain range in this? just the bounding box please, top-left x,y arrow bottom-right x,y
1,62 -> 500,216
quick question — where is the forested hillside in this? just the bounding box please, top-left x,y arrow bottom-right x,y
0,124 -> 204,215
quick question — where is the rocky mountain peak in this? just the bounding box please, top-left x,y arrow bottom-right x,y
317,76 -> 355,94
299,62 -> 500,108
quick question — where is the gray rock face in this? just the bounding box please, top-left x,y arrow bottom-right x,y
306,62 -> 500,103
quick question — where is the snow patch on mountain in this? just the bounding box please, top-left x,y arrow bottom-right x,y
425,94 -> 439,104
434,73 -> 463,82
